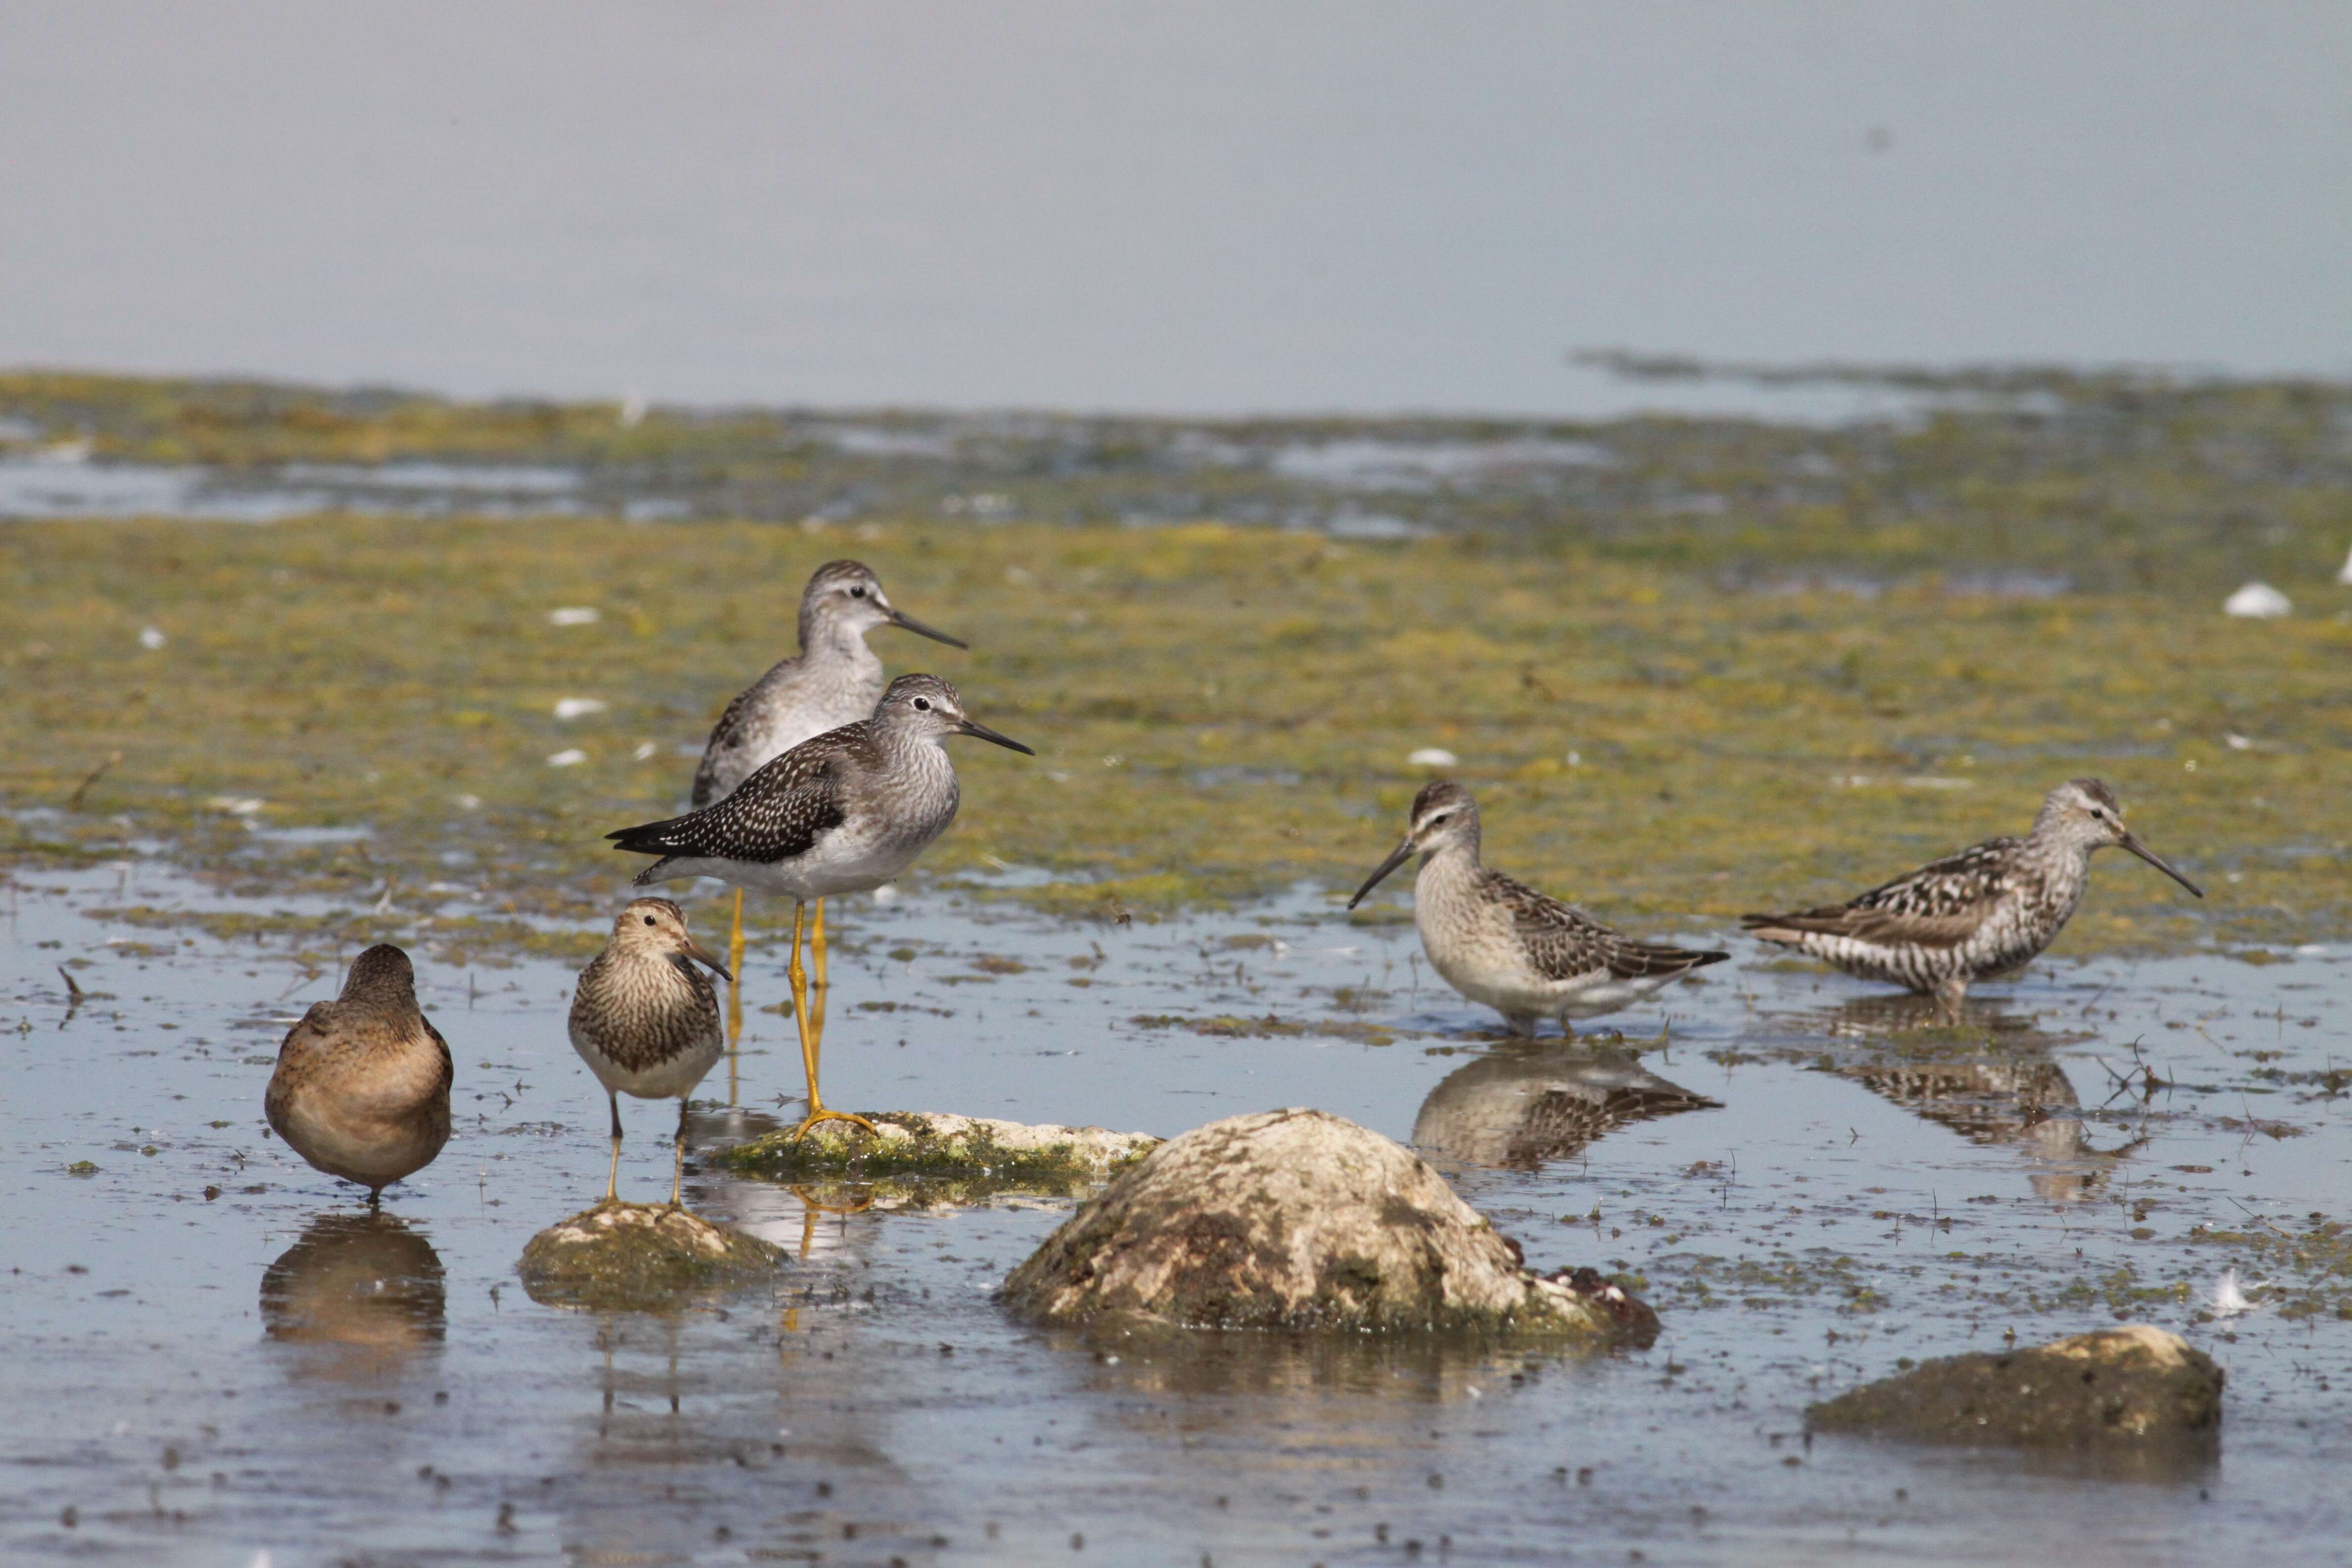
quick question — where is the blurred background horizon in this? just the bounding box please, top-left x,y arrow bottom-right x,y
3,1 -> 2349,419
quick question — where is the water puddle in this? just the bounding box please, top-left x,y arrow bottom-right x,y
3,858 -> 2349,1561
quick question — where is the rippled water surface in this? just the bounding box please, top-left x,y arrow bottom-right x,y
5,859 -> 2350,1565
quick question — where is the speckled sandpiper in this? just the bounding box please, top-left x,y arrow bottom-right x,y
1740,777 -> 2203,1005
568,897 -> 732,1205
608,673 -> 1033,1139
1349,781 -> 1728,1037
265,944 -> 453,1205
691,560 -> 965,997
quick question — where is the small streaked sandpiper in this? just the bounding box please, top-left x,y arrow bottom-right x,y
568,897 -> 732,1205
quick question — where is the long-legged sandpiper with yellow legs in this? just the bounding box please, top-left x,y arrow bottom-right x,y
686,560 -> 965,1068
608,675 -> 1033,1140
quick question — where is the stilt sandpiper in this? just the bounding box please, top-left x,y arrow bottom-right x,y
1741,777 -> 2203,1005
1349,780 -> 1728,1037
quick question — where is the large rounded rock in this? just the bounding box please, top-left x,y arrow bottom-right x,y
1806,1324 -> 2224,1451
1002,1108 -> 1654,1341
519,1201 -> 782,1312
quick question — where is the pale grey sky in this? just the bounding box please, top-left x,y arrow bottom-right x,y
2,2 -> 2346,415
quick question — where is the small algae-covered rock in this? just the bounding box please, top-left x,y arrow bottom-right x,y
519,1201 -> 781,1311
1807,1324 -> 2224,1450
1002,1108 -> 1655,1341
716,1111 -> 1159,1190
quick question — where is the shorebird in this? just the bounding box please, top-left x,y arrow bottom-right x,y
607,674 -> 1033,1139
569,898 -> 732,1205
691,560 -> 965,992
1349,781 -> 1729,1037
1741,778 -> 2203,1005
264,945 -> 452,1205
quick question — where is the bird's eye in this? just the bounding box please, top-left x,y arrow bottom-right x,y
642,915 -> 655,926
913,696 -> 932,711
1427,813 -> 1450,826
850,585 -> 867,598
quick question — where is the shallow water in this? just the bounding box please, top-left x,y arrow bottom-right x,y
5,858 -> 2350,1565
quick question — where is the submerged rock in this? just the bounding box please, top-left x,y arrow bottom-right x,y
519,1201 -> 781,1311
1002,1108 -> 1655,1342
1806,1324 -> 2223,1450
715,1111 -> 1159,1191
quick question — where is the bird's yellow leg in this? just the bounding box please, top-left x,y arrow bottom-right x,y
788,900 -> 876,1142
670,1097 -> 688,1208
809,898 -> 829,1076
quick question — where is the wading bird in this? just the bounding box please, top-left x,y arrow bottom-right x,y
608,675 -> 1033,1139
690,560 -> 965,1004
265,945 -> 452,1205
1741,778 -> 2203,1005
568,898 -> 732,1205
1350,781 -> 1728,1037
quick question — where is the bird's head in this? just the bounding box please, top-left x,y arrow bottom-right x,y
2039,778 -> 2202,896
875,673 -> 1035,755
609,896 -> 732,981
1349,780 -> 1480,908
800,559 -> 965,651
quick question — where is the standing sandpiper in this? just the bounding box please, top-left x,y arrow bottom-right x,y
568,898 -> 732,1205
1741,778 -> 2203,1005
691,561 -> 966,991
1349,781 -> 1728,1037
265,945 -> 452,1205
606,674 -> 1034,1139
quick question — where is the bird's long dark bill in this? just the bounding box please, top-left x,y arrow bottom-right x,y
683,939 -> 734,983
888,608 -> 969,649
956,717 -> 1035,755
1348,840 -> 1416,910
2121,833 -> 2204,898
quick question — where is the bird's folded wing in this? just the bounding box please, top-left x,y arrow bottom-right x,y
609,746 -> 848,865
1743,838 -> 2013,949
1500,877 -> 1726,980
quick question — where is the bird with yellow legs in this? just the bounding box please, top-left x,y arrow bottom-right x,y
684,560 -> 966,1072
609,675 -> 1033,1138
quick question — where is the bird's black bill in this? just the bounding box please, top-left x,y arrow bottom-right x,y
956,717 -> 1035,755
1348,840 -> 1416,910
888,607 -> 969,649
2121,832 -> 2204,898
683,938 -> 734,983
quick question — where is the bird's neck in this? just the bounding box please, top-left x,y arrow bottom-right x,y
1416,836 -> 1483,889
799,612 -> 880,672
2015,829 -> 2093,906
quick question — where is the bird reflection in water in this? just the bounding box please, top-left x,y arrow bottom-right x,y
1807,992 -> 2144,1202
259,1211 -> 445,1377
1412,1043 -> 1719,1170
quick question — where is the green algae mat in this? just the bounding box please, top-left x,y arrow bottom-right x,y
4,368 -> 2350,959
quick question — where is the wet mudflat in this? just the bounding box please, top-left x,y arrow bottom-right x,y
4,857 -> 2350,1565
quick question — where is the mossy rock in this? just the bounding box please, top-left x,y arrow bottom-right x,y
713,1111 -> 1160,1191
518,1200 -> 782,1312
1004,1108 -> 1657,1342
1806,1324 -> 2224,1453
